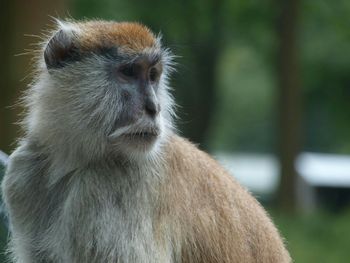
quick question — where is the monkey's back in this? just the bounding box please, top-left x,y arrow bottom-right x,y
159,135 -> 291,263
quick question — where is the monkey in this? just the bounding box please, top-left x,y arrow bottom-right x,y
1,19 -> 291,263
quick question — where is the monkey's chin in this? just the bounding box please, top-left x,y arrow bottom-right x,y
122,132 -> 159,148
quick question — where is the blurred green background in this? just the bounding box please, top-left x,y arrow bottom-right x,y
1,0 -> 350,262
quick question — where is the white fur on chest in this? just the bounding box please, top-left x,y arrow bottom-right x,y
41,164 -> 172,263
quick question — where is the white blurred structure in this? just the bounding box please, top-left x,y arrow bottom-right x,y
296,153 -> 350,188
0,150 -> 8,166
214,153 -> 279,196
215,152 -> 350,210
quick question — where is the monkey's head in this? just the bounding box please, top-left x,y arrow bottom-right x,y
27,20 -> 175,162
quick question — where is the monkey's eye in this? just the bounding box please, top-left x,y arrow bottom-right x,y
119,64 -> 136,78
149,67 -> 159,82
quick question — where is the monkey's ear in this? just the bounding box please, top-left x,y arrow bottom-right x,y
44,27 -> 79,69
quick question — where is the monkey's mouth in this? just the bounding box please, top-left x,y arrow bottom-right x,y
122,129 -> 160,142
108,124 -> 161,148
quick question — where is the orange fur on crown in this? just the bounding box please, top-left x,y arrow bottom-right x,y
74,21 -> 157,52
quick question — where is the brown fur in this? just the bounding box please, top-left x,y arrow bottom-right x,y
75,21 -> 156,52
157,135 -> 291,262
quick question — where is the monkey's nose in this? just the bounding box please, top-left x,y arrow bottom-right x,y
145,98 -> 159,118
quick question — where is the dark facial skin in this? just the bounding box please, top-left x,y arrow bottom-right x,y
104,52 -> 164,140
117,56 -> 162,114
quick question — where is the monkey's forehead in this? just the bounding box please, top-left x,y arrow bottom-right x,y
72,21 -> 157,53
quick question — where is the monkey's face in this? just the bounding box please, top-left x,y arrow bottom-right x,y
105,52 -> 169,152
40,21 -> 174,157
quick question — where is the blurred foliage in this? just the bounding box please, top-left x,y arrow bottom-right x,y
273,209 -> 350,262
0,222 -> 7,262
301,0 -> 350,154
208,44 -> 276,152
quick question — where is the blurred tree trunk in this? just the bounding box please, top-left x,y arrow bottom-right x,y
276,0 -> 301,212
178,0 -> 223,148
0,0 -> 15,154
0,0 -> 66,154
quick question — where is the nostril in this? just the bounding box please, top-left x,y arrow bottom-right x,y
145,98 -> 158,117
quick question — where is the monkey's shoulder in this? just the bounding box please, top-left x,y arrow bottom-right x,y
1,141 -> 55,228
161,134 -> 253,222
161,135 -> 291,262
2,141 -> 48,188
164,134 -> 241,188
